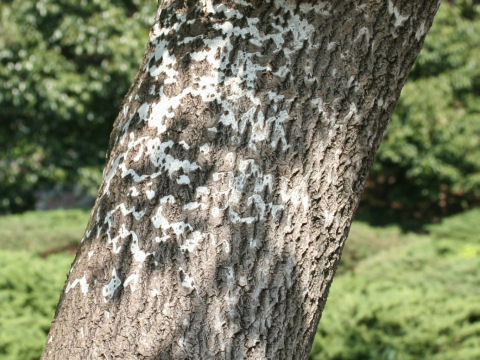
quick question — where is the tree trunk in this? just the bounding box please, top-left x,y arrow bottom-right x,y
42,0 -> 440,359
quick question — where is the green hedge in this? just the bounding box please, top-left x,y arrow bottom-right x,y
1,208 -> 479,359
0,251 -> 71,360
311,213 -> 480,359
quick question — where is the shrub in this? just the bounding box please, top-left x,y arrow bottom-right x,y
0,251 -> 72,360
427,207 -> 480,242
1,208 -> 479,359
311,234 -> 480,359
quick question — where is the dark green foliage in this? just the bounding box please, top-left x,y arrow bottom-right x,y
311,207 -> 480,360
0,0 -> 479,217
0,251 -> 71,360
0,0 -> 155,213
362,0 -> 480,220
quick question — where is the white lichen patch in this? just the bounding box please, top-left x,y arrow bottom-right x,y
130,186 -> 140,197
160,195 -> 175,204
151,288 -> 160,296
155,235 -> 171,243
176,175 -> 191,185
415,21 -> 427,41
137,103 -> 150,122
229,208 -> 255,224
179,268 -> 195,292
183,202 -> 202,211
145,138 -> 200,177
129,228 -> 150,263
151,205 -> 194,237
105,203 -> 146,223
102,154 -> 124,195
208,158 -> 283,226
65,275 -> 89,296
179,140 -> 190,150
103,269 -> 121,301
388,0 -> 409,28
135,0 -> 319,155
123,273 -> 140,292
146,189 -> 156,200
199,143 -> 211,155
101,205 -> 148,255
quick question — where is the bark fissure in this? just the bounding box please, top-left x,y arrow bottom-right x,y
43,0 -> 440,359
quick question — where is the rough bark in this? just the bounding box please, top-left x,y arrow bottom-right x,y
42,0 -> 440,359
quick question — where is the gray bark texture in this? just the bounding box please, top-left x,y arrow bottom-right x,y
42,0 -> 440,359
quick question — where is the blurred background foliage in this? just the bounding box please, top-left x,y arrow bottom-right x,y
0,0 -> 156,212
363,0 -> 480,223
312,214 -> 480,360
0,0 -> 479,221
0,0 -> 480,359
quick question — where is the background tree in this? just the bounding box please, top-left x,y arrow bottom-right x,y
38,0 -> 442,359
0,0 -> 156,212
